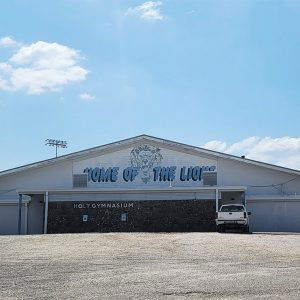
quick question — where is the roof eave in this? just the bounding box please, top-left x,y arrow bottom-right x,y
0,134 -> 299,177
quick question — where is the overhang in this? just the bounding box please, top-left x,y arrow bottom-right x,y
17,186 -> 247,195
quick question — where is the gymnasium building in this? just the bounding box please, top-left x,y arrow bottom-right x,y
0,135 -> 299,234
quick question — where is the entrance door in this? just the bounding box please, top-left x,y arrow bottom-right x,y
219,191 -> 245,209
27,195 -> 44,234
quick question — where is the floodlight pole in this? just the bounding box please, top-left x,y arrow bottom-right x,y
45,139 -> 68,158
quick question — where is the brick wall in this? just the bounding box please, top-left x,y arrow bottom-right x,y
47,200 -> 216,233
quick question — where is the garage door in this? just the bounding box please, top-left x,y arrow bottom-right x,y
248,200 -> 300,232
0,203 -> 27,235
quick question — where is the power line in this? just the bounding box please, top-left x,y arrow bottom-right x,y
249,176 -> 300,195
249,176 -> 299,188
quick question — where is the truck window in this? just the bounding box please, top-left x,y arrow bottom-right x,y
221,205 -> 245,212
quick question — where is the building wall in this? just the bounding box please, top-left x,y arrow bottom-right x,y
0,161 -> 72,235
47,199 -> 216,233
72,143 -> 217,189
0,142 -> 299,196
218,158 -> 300,196
0,140 -> 300,234
0,203 -> 27,235
248,199 -> 300,232
0,160 -> 73,191
48,190 -> 216,202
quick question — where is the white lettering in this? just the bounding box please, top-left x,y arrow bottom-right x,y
73,202 -> 135,209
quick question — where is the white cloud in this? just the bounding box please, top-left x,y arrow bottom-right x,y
201,140 -> 227,153
0,39 -> 89,94
0,62 -> 13,73
0,78 -> 8,89
126,1 -> 164,21
0,36 -> 19,47
202,136 -> 300,170
79,93 -> 96,102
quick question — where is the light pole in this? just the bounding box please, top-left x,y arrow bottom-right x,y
45,139 -> 68,158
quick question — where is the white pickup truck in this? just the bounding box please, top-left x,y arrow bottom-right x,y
216,204 -> 251,233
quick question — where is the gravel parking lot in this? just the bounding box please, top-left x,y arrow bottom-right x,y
0,233 -> 299,299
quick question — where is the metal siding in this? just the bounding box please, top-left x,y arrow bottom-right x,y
203,172 -> 217,186
248,200 -> 300,232
218,158 -> 300,195
49,190 -> 216,202
0,203 -> 27,234
73,174 -> 88,188
73,144 -> 218,189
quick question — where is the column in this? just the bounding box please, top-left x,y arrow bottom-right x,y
43,191 -> 49,234
18,194 -> 22,235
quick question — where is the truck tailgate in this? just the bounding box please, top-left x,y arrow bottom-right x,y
218,212 -> 245,220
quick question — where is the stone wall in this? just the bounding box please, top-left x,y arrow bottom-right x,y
47,200 -> 216,233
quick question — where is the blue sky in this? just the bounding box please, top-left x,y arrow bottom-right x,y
1,0 -> 300,171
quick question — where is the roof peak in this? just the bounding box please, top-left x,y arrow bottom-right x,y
0,134 -> 300,177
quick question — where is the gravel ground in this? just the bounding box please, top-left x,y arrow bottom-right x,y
0,233 -> 299,300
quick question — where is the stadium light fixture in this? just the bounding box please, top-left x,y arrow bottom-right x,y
45,139 -> 68,158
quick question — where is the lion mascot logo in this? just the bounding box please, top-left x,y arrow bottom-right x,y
130,145 -> 163,183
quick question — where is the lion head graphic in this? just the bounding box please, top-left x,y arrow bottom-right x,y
130,145 -> 163,183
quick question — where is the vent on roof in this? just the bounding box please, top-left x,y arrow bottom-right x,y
203,172 -> 217,186
73,174 -> 88,188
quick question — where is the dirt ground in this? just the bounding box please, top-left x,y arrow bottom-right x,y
0,233 -> 299,299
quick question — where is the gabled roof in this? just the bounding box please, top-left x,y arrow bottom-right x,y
0,134 -> 300,177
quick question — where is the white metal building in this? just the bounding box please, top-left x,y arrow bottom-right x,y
0,135 -> 299,234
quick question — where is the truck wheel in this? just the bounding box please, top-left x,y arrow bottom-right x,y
243,226 -> 249,233
218,226 -> 225,233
